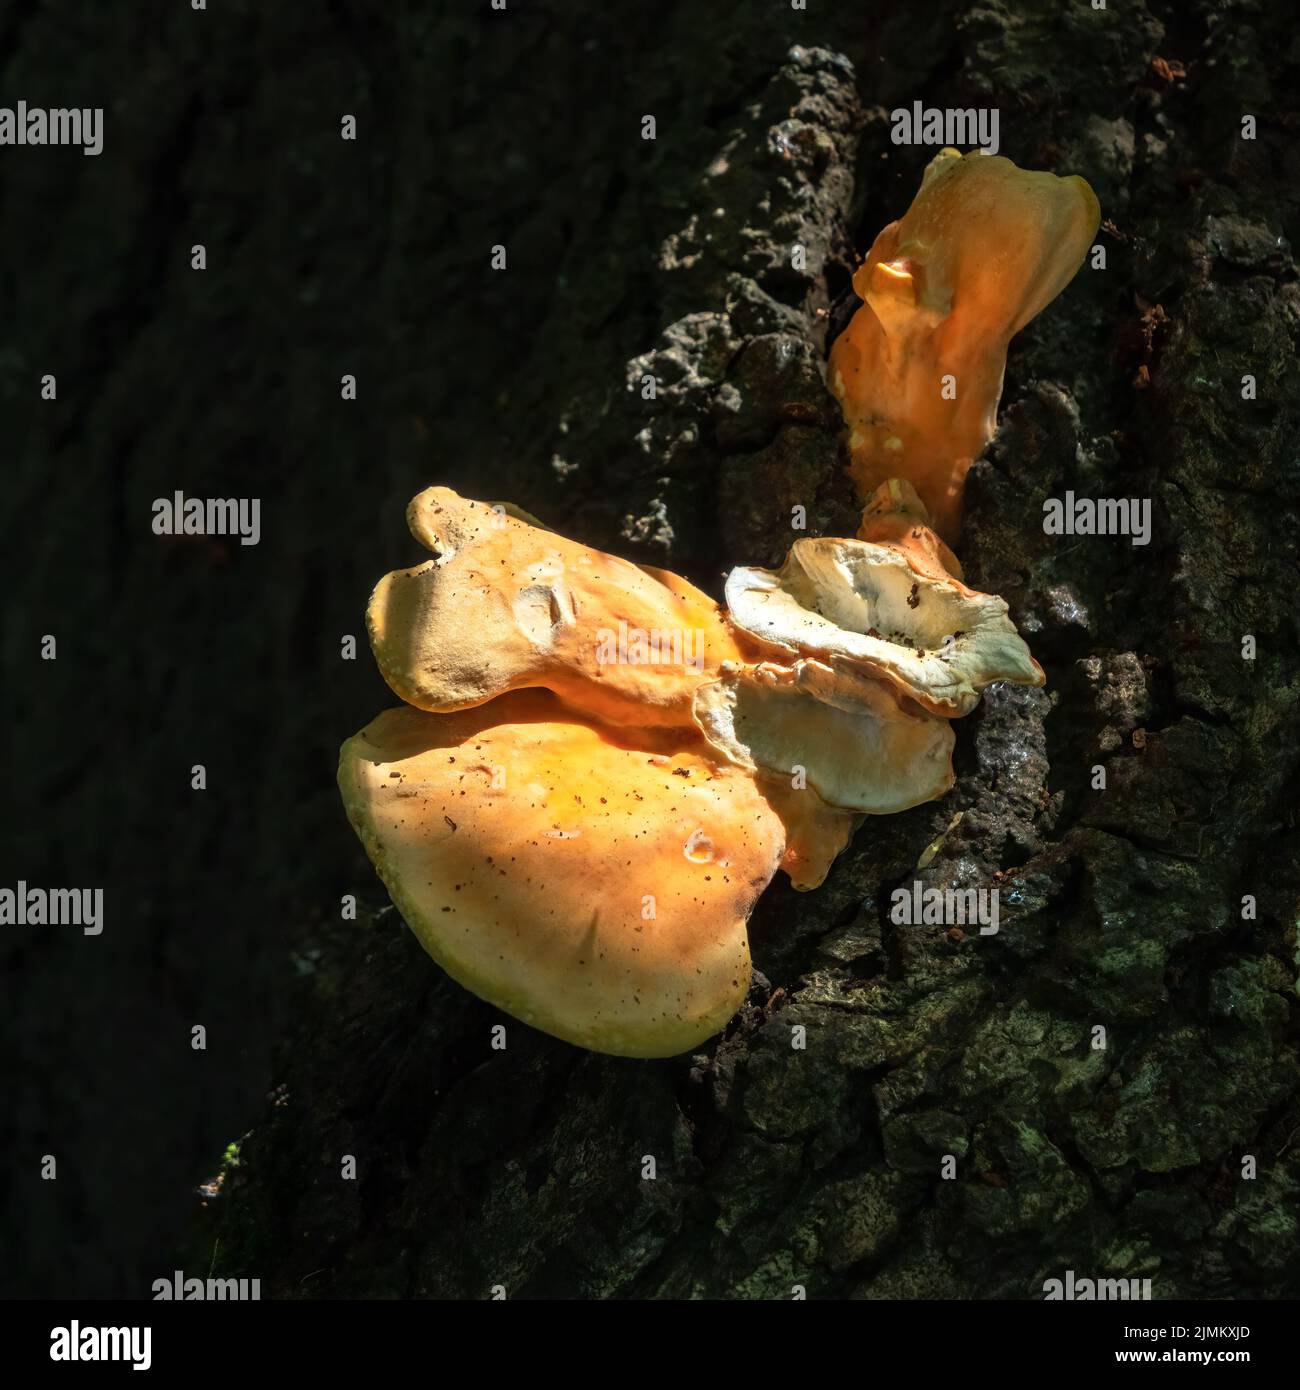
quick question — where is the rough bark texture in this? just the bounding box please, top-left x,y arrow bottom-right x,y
4,0 -> 1298,1299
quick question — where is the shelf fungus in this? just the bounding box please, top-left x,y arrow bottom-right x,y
339,693 -> 785,1058
693,657 -> 955,817
723,530 -> 1044,720
366,486 -> 744,728
828,147 -> 1100,540
342,483 -> 1044,1056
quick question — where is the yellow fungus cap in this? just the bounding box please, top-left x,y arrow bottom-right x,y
338,691 -> 786,1058
367,488 -> 744,728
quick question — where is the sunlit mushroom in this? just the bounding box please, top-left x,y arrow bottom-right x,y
724,533 -> 1044,719
367,487 -> 745,728
828,148 -> 1100,540
695,657 -> 954,814
338,690 -> 786,1057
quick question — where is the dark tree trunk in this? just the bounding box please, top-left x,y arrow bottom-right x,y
6,0 -> 1298,1299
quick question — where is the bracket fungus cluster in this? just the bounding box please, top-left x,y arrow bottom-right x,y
341,482 -> 1041,1055
339,151 -> 1092,1058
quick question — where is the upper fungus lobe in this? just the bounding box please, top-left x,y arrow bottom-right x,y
828,148 -> 1100,541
